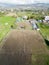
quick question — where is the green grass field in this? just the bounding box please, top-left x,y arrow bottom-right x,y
37,22 -> 49,48
0,16 -> 16,41
38,23 -> 49,39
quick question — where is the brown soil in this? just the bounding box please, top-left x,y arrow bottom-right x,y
0,30 -> 48,65
6,12 -> 17,17
16,22 -> 32,30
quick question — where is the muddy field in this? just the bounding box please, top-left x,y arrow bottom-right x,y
0,30 -> 48,65
16,21 -> 32,30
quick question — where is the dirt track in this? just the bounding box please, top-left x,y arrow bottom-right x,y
0,30 -> 48,65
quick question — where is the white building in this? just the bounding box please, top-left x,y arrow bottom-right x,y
23,16 -> 28,20
45,16 -> 49,21
44,16 -> 49,23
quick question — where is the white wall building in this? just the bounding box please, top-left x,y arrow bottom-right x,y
45,16 -> 49,21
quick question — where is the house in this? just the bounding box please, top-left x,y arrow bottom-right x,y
23,16 -> 28,20
16,17 -> 24,22
29,19 -> 40,30
29,19 -> 37,24
38,20 -> 43,23
32,23 -> 40,30
45,16 -> 49,21
44,16 -> 49,23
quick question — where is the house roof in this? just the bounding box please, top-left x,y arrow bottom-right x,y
29,19 -> 37,23
23,16 -> 27,19
16,17 -> 24,22
45,16 -> 49,20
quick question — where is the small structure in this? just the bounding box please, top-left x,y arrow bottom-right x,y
29,19 -> 37,24
23,16 -> 28,20
16,17 -> 24,22
44,16 -> 49,23
32,23 -> 39,30
38,20 -> 43,23
29,19 -> 39,30
45,16 -> 49,21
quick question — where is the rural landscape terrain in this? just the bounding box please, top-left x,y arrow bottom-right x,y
0,2 -> 49,65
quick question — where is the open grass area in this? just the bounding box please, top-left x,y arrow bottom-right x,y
0,16 -> 16,41
37,23 -> 49,48
31,54 -> 49,65
37,23 -> 49,39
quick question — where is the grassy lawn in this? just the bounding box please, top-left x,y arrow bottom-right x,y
31,54 -> 49,65
37,23 -> 49,39
0,16 -> 16,42
37,22 -> 49,48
